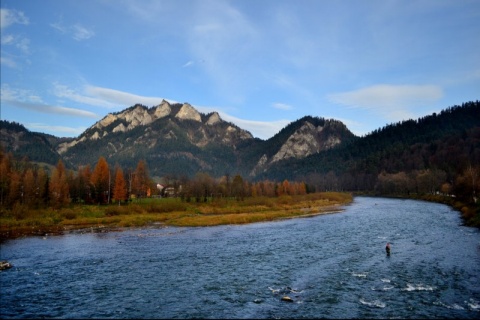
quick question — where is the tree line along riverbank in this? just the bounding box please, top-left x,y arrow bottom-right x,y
0,192 -> 353,241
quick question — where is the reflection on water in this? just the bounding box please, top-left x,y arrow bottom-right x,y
1,197 -> 479,319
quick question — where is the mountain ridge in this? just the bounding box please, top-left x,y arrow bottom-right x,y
1,101 -> 478,186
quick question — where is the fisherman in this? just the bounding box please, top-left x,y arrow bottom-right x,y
385,242 -> 391,255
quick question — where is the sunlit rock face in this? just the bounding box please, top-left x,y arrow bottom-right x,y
175,103 -> 201,122
271,121 -> 342,163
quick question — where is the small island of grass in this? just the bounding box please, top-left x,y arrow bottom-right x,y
0,192 -> 353,241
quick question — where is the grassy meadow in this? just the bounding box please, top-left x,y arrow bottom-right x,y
0,192 -> 352,241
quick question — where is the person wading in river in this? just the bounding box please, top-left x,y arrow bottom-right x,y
386,242 -> 391,255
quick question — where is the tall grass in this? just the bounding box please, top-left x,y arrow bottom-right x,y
0,192 -> 353,240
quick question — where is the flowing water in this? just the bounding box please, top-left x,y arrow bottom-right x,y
1,196 -> 479,319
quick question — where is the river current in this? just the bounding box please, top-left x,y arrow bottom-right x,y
1,196 -> 479,319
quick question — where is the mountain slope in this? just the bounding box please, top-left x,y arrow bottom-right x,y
58,101 -> 255,177
248,116 -> 357,176
54,101 -> 356,178
0,120 -> 63,165
258,101 -> 480,189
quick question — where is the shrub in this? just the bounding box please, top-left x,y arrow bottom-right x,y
62,209 -> 77,220
105,206 -> 128,216
145,200 -> 187,213
12,203 -> 28,220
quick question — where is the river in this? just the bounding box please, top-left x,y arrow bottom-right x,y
1,196 -> 479,319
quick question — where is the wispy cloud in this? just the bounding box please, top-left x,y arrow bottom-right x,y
187,1 -> 260,101
50,20 -> 94,41
1,84 -> 98,118
0,8 -> 29,29
328,84 -> 444,121
1,34 -> 30,54
53,83 -> 117,108
219,113 -> 290,140
26,123 -> 87,136
72,24 -> 95,41
272,102 -> 293,111
84,85 -> 177,107
1,84 -> 43,103
4,100 -> 98,118
0,56 -> 17,68
182,60 -> 194,68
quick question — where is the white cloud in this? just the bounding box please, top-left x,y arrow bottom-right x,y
182,60 -> 194,68
219,113 -> 290,140
0,9 -> 29,29
1,84 -> 97,118
53,83 -> 117,108
50,20 -> 94,41
1,84 -> 42,103
328,84 -> 444,121
72,24 -> 95,41
3,99 -> 98,118
50,21 -> 67,34
272,102 -> 293,111
1,33 -> 30,54
1,34 -> 15,44
26,123 -> 87,136
0,56 -> 16,68
84,85 -> 177,107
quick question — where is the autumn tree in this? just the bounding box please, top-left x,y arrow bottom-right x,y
112,166 -> 127,205
0,151 -> 12,206
78,165 -> 93,204
7,170 -> 22,207
22,168 -> 36,207
49,160 -> 70,208
132,160 -> 149,198
190,172 -> 214,202
232,174 -> 245,201
36,166 -> 49,207
91,157 -> 110,204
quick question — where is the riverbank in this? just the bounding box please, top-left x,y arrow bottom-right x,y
354,192 -> 480,228
0,192 -> 352,242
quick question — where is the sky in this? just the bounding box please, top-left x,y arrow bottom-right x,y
1,0 -> 479,140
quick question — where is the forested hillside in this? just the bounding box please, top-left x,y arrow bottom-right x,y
260,101 -> 479,199
0,121 -> 62,165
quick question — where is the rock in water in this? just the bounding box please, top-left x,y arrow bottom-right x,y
0,261 -> 12,270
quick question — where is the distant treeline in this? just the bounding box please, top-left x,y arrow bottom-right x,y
0,149 -> 308,211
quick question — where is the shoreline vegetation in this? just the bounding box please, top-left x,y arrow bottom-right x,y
354,192 -> 480,228
0,192 -> 352,242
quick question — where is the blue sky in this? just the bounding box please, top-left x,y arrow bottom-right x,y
1,0 -> 479,139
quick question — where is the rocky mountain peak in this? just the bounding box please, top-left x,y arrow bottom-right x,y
250,118 -> 352,176
175,103 -> 201,122
154,100 -> 172,119
206,112 -> 222,125
271,121 -> 319,163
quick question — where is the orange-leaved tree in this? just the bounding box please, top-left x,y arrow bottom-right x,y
132,159 -> 149,198
50,159 -> 70,208
112,166 -> 127,205
91,156 -> 110,204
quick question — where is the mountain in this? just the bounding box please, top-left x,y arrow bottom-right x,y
0,120 -> 63,165
248,116 -> 357,176
53,100 -> 356,178
1,100 -> 478,190
258,101 -> 480,192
